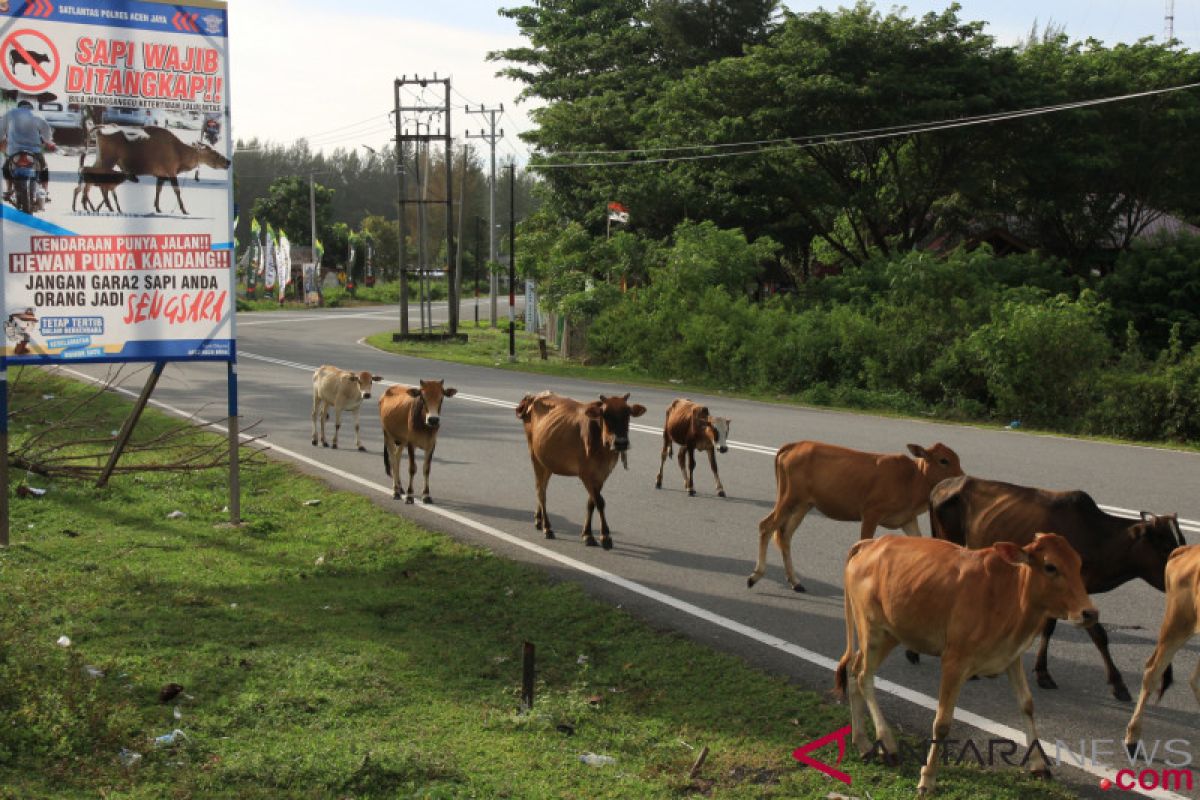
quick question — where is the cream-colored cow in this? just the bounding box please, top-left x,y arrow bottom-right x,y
311,365 -> 381,451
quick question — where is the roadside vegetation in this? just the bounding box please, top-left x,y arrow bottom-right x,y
0,367 -> 1074,799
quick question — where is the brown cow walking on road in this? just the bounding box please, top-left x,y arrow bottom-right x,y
654,398 -> 730,497
379,380 -> 457,504
929,475 -> 1185,700
749,441 -> 963,592
837,533 -> 1097,795
1125,544 -> 1200,753
311,365 -> 381,451
91,125 -> 230,215
516,391 -> 646,549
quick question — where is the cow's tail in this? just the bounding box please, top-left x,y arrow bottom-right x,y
1159,663 -> 1175,701
835,572 -> 857,701
383,440 -> 391,477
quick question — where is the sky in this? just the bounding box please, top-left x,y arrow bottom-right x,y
229,1 -> 1200,159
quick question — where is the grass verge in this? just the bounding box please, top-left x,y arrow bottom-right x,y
0,367 -> 1073,799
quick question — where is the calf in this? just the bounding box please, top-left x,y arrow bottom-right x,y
1125,545 -> 1200,753
310,365 -> 381,451
654,398 -> 730,497
73,166 -> 134,213
749,441 -> 963,592
516,391 -> 646,549
379,379 -> 456,504
929,475 -> 1184,700
837,533 -> 1097,795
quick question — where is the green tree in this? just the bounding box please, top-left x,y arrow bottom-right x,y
251,176 -> 335,246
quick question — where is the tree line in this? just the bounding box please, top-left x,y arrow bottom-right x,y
493,1 -> 1200,442
231,137 -> 538,281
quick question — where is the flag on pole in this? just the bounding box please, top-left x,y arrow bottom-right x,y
277,233 -> 292,302
607,201 -> 630,224
263,225 -> 277,289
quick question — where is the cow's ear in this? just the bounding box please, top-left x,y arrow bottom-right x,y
406,387 -> 421,397
622,393 -> 631,401
585,403 -> 604,419
372,375 -> 383,382
907,444 -> 929,459
629,404 -> 647,418
444,387 -> 457,397
994,542 -> 1029,566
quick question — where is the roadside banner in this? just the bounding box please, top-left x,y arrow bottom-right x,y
276,232 -> 290,302
0,0 -> 233,363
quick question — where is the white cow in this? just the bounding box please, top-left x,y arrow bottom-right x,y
311,365 -> 382,451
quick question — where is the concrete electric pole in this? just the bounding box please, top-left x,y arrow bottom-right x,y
466,104 -> 503,328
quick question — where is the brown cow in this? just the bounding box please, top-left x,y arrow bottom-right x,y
311,365 -> 381,451
749,441 -> 963,592
92,125 -> 230,215
929,475 -> 1184,700
515,391 -> 646,549
1125,544 -> 1200,753
837,533 -> 1097,795
654,398 -> 730,497
379,380 -> 456,504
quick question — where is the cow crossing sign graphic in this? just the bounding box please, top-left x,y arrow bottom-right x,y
0,28 -> 59,92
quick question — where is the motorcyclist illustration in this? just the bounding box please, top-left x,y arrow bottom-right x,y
2,99 -> 56,214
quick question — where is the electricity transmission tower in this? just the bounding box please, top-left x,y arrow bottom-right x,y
393,75 -> 459,338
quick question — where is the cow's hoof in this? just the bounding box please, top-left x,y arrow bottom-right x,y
331,443 -> 338,450
405,496 -> 414,505
311,439 -> 317,446
422,496 -> 432,505
583,536 -> 599,547
357,446 -> 367,452
1030,769 -> 1052,781
1112,684 -> 1132,702
905,650 -> 921,665
601,537 -> 613,550
746,575 -> 759,589
791,582 -> 806,593
392,491 -> 402,500
1126,742 -> 1139,759
1035,672 -> 1058,691
544,530 -> 555,540
717,490 -> 726,497
688,489 -> 696,497
654,480 -> 661,489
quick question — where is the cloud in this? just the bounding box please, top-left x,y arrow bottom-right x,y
229,2 -> 534,157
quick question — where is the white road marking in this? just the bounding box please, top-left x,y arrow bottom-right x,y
239,350 -> 1200,533
58,361 -> 1187,800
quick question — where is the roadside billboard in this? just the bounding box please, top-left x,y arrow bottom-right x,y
0,0 -> 232,364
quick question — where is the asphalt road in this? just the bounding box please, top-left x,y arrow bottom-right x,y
68,305 -> 1200,800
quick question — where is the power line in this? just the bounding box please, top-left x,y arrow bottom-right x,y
533,81 -> 1200,169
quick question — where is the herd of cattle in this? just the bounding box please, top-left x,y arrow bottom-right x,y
311,363 -> 1200,794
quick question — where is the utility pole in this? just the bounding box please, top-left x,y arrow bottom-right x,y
393,81 -> 408,336
309,173 -> 317,302
466,103 -> 503,328
394,75 -> 458,338
508,162 -> 516,362
474,215 -> 482,325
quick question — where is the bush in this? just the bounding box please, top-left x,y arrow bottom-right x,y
948,293 -> 1112,425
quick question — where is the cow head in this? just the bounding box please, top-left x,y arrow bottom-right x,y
908,443 -> 964,485
696,408 -> 730,454
195,142 -> 230,170
995,532 -> 1098,628
348,371 -> 383,400
586,393 -> 647,452
406,379 -> 457,429
1129,511 -> 1185,591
